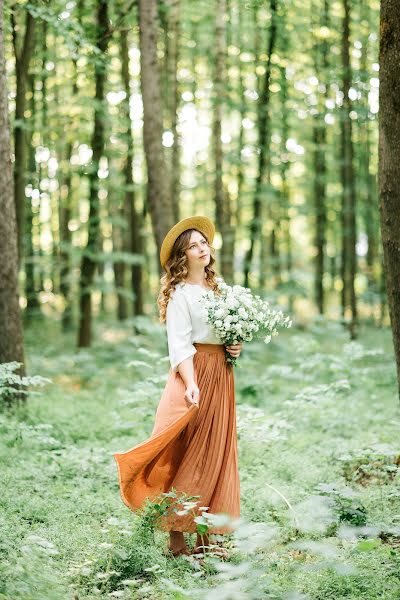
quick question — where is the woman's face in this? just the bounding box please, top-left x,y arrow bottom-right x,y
184,230 -> 210,269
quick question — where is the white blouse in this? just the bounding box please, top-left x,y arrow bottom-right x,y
166,282 -> 222,372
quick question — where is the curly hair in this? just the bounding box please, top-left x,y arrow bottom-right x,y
157,228 -> 221,323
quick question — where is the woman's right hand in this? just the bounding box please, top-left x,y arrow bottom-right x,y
184,382 -> 200,406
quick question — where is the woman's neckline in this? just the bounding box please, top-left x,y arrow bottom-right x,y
181,281 -> 213,292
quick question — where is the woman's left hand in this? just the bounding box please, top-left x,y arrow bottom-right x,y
225,342 -> 243,358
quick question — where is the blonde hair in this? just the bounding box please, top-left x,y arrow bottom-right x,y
157,228 -> 220,323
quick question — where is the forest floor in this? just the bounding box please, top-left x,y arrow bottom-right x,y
1,315 -> 400,599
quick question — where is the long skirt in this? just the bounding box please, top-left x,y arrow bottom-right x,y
113,342 -> 240,534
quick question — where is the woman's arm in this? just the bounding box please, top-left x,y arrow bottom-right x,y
166,289 -> 199,405
166,289 -> 197,372
177,356 -> 199,405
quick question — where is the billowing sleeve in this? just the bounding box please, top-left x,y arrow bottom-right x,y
166,289 -> 197,373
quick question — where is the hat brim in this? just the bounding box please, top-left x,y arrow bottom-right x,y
160,216 -> 215,268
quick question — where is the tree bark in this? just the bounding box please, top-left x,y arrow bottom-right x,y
59,0 -> 84,331
138,0 -> 174,272
59,140 -> 74,330
212,0 -> 234,282
109,162 -> 128,320
340,0 -> 357,338
379,0 -> 400,399
359,2 -> 378,293
165,0 -> 181,222
11,4 -> 36,265
243,0 -> 278,288
25,73 -> 40,319
77,0 -> 109,347
312,0 -> 329,314
235,0 -> 246,231
0,0 -> 26,386
120,28 -> 144,316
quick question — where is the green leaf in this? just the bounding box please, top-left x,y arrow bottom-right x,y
196,523 -> 209,535
355,539 -> 381,552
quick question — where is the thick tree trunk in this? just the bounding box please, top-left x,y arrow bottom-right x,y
379,0 -> 400,399
243,0 -> 277,288
0,1 -> 26,387
138,0 -> 174,271
120,28 -> 144,316
11,6 -> 36,264
77,0 -> 109,347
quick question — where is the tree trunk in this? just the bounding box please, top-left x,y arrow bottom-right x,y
120,28 -> 144,316
340,0 -> 357,338
25,72 -> 40,319
0,1 -> 26,388
360,2 -> 378,293
379,0 -> 400,399
235,0 -> 246,231
213,0 -> 234,282
59,140 -> 74,331
278,63 -> 291,282
60,0 -> 84,331
11,5 -> 36,265
109,163 -> 128,320
165,0 -> 181,222
243,0 -> 278,288
77,0 -> 109,347
312,0 -> 329,314
138,0 -> 174,272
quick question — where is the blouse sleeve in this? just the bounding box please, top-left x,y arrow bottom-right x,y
166,288 -> 197,373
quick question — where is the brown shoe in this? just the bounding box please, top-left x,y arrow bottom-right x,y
168,530 -> 190,557
168,544 -> 190,557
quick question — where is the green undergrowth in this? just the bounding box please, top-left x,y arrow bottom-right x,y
0,315 -> 399,599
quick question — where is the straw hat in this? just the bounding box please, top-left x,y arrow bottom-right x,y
160,215 -> 215,268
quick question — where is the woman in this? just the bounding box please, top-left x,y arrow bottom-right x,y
114,215 -> 242,558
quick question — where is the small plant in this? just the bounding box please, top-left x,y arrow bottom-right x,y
337,444 -> 400,486
69,508 -> 167,597
0,362 -> 51,408
316,483 -> 368,528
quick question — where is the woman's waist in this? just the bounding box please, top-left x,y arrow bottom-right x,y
193,342 -> 225,354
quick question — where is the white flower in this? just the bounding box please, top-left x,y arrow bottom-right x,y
198,280 -> 292,357
238,307 -> 248,319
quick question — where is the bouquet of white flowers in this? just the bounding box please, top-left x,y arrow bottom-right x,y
198,278 -> 292,367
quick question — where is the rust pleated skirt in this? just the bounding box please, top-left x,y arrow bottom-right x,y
113,343 -> 240,534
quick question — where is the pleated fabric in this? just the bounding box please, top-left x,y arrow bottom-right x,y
113,343 -> 240,534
